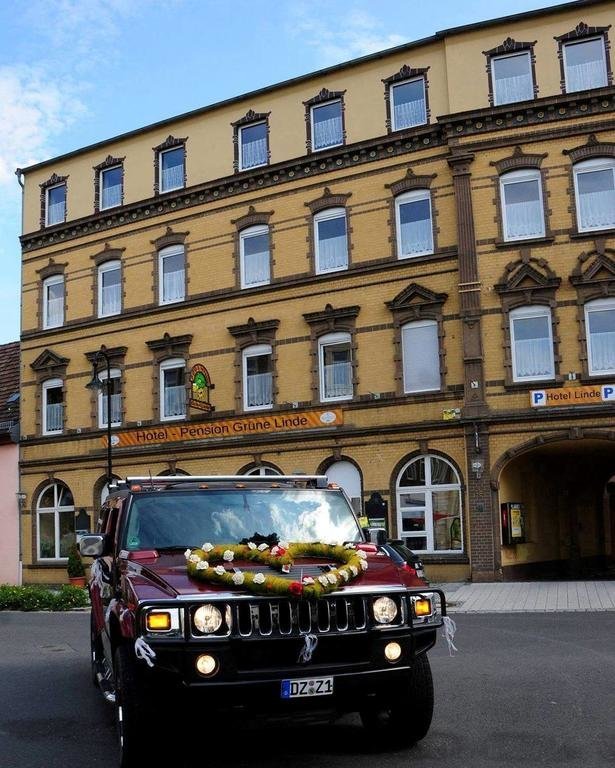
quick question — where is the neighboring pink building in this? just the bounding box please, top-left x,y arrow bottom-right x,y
0,342 -> 20,584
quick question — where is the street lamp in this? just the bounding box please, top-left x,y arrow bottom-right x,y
85,349 -> 113,488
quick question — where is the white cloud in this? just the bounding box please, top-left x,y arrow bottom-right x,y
288,6 -> 405,65
0,65 -> 87,186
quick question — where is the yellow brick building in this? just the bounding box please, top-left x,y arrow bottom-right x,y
18,0 -> 615,584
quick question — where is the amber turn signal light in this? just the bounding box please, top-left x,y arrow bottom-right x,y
146,611 -> 172,631
413,598 -> 432,617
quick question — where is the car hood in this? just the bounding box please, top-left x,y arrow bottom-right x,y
121,552 -> 415,601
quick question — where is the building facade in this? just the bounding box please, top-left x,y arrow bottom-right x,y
0,341 -> 20,584
18,0 -> 615,584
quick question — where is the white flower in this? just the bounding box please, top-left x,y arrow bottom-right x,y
302,577 -> 315,585
278,540 -> 290,550
349,565 -> 358,577
281,564 -> 291,574
318,575 -> 329,586
339,569 -> 350,582
232,571 -> 245,585
326,573 -> 338,584
184,549 -> 192,560
223,550 -> 235,562
359,559 -> 368,571
344,543 -> 355,549
201,543 -> 214,552
247,542 -> 257,550
214,566 -> 226,576
356,550 -> 367,559
196,560 -> 209,571
257,543 -> 269,551
189,554 -> 201,564
253,573 -> 266,584
271,546 -> 280,555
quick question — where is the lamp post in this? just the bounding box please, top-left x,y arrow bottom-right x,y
85,349 -> 113,489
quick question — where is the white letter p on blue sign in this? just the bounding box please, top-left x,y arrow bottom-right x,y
602,385 -> 615,402
531,390 -> 546,407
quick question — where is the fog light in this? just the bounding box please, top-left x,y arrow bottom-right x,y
384,642 -> 402,662
196,654 -> 218,677
146,611 -> 171,632
413,598 -> 432,617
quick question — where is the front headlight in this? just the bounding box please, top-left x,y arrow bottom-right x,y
373,596 -> 398,624
193,604 -> 223,634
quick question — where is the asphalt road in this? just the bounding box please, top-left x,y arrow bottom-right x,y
1,611 -> 614,768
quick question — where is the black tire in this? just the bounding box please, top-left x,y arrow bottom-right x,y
114,645 -> 153,768
360,654 -> 434,746
90,614 -> 104,687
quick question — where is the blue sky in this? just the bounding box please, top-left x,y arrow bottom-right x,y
0,0 -> 569,344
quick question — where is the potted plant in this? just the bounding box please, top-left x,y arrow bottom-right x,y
67,542 -> 86,587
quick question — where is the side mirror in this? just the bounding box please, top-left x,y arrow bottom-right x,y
362,527 -> 387,546
79,534 -> 106,558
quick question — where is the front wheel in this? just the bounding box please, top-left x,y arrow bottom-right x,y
360,654 -> 434,746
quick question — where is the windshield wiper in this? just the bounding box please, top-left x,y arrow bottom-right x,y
154,545 -> 195,553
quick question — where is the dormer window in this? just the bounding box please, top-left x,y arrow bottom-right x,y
239,122 -> 268,170
390,77 -> 427,129
311,100 -> 343,151
563,37 -> 608,92
100,166 -> 123,210
492,51 -> 534,104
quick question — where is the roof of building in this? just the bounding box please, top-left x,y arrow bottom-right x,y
0,341 -> 20,432
17,0 -> 608,175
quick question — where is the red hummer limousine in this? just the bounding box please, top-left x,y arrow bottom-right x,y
80,475 -> 446,767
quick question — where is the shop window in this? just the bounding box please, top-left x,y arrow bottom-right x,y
37,481 -> 74,560
242,344 -> 273,411
98,260 -> 121,317
573,158 -> 615,233
42,378 -> 64,435
500,169 -> 545,241
585,298 -> 615,376
160,358 -> 186,421
395,454 -> 462,554
395,190 -> 434,258
314,208 -> 348,274
509,305 -> 555,382
240,225 -> 270,288
402,320 -> 440,393
318,332 -> 353,402
158,244 -> 185,304
43,274 -> 64,329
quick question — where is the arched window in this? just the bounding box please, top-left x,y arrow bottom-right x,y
240,225 -> 270,288
37,481 -> 74,560
158,244 -> 185,304
396,454 -> 462,553
500,169 -> 545,241
395,190 -> 434,258
509,305 -> 555,382
243,465 -> 282,476
326,460 -> 362,515
314,207 -> 348,274
573,158 -> 615,233
585,298 -> 615,376
98,260 -> 121,317
242,344 -> 273,411
318,331 -> 353,402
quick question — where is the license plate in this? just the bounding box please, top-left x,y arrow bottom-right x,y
281,676 -> 333,699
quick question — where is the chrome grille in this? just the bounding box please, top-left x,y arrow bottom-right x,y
234,595 -> 373,637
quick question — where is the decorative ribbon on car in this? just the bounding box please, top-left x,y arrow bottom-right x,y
135,637 -> 157,668
297,633 -> 319,664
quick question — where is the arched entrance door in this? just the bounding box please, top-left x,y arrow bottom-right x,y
497,438 -> 615,579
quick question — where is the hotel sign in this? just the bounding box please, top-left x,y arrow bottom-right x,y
530,384 -> 615,408
106,408 -> 343,448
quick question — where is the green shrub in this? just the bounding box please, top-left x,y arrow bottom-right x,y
67,543 -> 85,578
0,584 -> 89,611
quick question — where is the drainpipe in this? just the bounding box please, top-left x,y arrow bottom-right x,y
15,168 -> 24,585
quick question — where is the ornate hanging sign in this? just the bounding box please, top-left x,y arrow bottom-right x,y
189,364 -> 215,412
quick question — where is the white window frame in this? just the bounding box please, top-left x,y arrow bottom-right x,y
99,165 -> 122,210
318,331 -> 353,403
160,358 -> 186,422
97,367 -> 122,428
491,51 -> 533,106
159,146 -> 185,193
244,465 -> 281,476
395,454 -> 463,555
242,343 -> 273,412
402,320 -> 441,394
585,298 -> 615,377
36,482 -> 74,562
239,225 -> 270,288
45,183 -> 66,226
239,121 -> 268,171
395,189 -> 434,259
311,99 -> 343,152
390,77 -> 427,131
158,244 -> 185,305
42,274 -> 64,329
42,378 -> 64,435
314,207 -> 348,274
510,305 -> 555,383
500,169 -> 545,241
98,260 -> 122,318
573,157 -> 615,233
563,36 -> 608,93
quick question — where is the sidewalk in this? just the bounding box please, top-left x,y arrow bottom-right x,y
431,580 -> 615,612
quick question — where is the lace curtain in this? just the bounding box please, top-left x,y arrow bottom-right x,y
393,98 -> 426,128
45,403 -> 63,431
244,247 -> 269,285
495,73 -> 533,104
314,115 -> 342,149
324,361 -> 352,398
246,372 -> 273,407
101,283 -> 121,315
163,268 -> 185,302
514,337 -> 553,377
400,218 -> 432,255
164,385 -> 186,418
505,199 -> 544,238
242,137 -> 267,169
